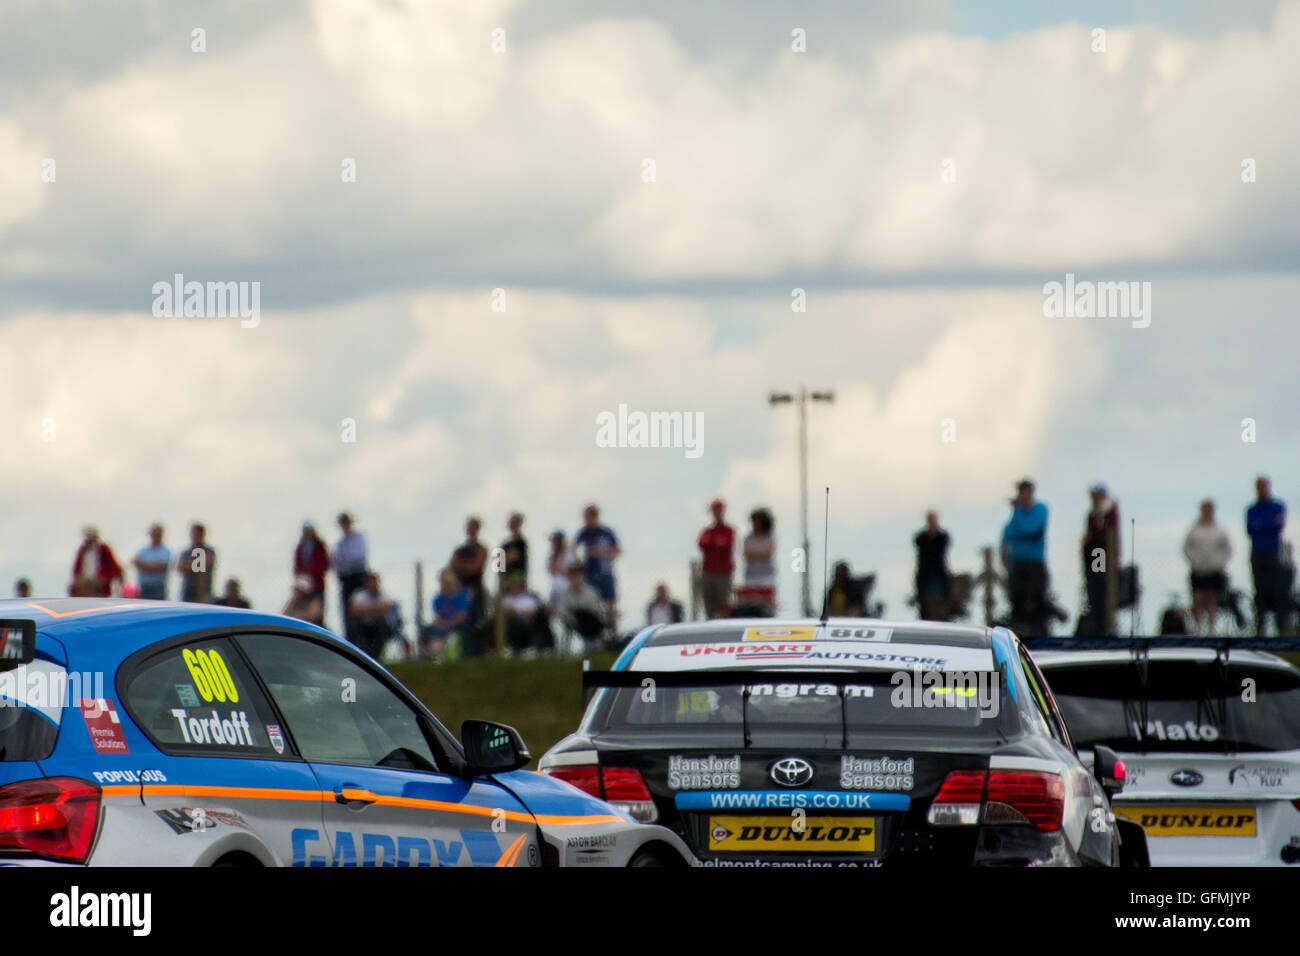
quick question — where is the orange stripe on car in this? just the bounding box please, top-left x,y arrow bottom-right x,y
101,783 -> 622,825
495,834 -> 527,867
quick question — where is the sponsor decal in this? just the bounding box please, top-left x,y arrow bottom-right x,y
292,827 -> 524,867
634,641 -> 992,672
1129,719 -> 1219,742
1114,805 -> 1257,837
742,626 -> 817,642
1228,764 -> 1292,788
267,724 -> 285,755
707,814 -> 875,853
675,789 -> 909,812
174,684 -> 200,708
668,754 -> 741,790
698,858 -> 882,867
170,707 -> 254,747
566,833 -> 616,849
840,755 -> 915,791
748,682 -> 873,699
769,757 -> 815,787
92,769 -> 167,785
80,698 -> 130,754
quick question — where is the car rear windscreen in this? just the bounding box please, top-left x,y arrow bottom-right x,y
0,661 -> 64,761
1044,660 -> 1300,753
594,678 -> 1009,737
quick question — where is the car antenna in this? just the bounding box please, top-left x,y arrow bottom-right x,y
819,487 -> 830,625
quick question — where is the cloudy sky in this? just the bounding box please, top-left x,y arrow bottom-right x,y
2,0 -> 1297,633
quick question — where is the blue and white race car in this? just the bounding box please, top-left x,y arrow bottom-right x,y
0,599 -> 692,867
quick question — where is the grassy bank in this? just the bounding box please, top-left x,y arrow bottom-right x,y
389,653 -> 617,758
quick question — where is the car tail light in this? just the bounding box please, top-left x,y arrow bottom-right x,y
984,771 -> 1065,832
0,777 -> 102,863
927,769 -> 986,826
927,769 -> 1064,832
543,765 -> 658,823
543,765 -> 601,797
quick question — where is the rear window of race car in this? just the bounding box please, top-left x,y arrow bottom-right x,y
0,658 -> 69,762
1045,660 -> 1300,753
120,638 -> 286,757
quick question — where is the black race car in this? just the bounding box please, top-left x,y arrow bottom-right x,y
540,618 -> 1147,867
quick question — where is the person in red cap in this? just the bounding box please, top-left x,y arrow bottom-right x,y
697,498 -> 735,618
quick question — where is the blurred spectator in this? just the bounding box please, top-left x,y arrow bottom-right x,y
739,508 -> 777,615
502,512 -> 529,585
1184,499 -> 1232,636
176,523 -> 216,603
133,523 -> 171,600
293,521 -> 331,616
14,578 -> 31,598
333,513 -> 368,641
1001,479 -> 1050,634
283,574 -> 324,626
1080,484 -> 1120,635
647,583 -> 685,626
697,498 -> 735,618
575,504 -> 621,631
450,516 -> 488,654
1246,476 -> 1290,635
546,530 -> 577,606
554,562 -> 608,653
823,561 -> 866,617
424,568 -> 472,660
914,511 -> 951,621
214,578 -> 251,609
348,570 -> 395,659
501,572 -> 550,655
70,526 -> 123,597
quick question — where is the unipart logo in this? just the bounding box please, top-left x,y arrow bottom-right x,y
769,757 -> 814,788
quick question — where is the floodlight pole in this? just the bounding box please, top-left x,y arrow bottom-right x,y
769,387 -> 835,617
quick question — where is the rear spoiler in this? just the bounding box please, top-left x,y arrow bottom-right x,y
1025,636 -> 1300,755
1026,637 -> 1300,654
582,668 -> 1004,748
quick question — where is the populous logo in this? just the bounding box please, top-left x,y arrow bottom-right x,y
769,757 -> 814,788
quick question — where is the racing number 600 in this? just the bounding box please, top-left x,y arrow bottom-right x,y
182,648 -> 239,704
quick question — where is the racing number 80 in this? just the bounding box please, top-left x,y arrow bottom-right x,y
182,648 -> 239,704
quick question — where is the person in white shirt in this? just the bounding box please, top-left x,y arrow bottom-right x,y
333,512 -> 369,641
348,570 -> 394,659
1183,499 -> 1232,635
554,562 -> 607,654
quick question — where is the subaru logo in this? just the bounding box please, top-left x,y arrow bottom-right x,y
769,757 -> 814,787
1170,769 -> 1203,788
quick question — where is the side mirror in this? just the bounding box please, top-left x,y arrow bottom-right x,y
0,620 -> 36,672
1093,744 -> 1126,798
462,719 -> 531,776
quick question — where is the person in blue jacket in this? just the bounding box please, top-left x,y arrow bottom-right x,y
1246,476 -> 1291,635
1001,478 -> 1050,634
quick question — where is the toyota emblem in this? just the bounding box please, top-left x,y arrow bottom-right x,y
769,757 -> 814,787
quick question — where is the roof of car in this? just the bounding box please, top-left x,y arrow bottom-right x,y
639,617 -> 993,649
1,597 -> 338,651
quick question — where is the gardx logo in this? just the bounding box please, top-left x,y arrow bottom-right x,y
769,757 -> 814,787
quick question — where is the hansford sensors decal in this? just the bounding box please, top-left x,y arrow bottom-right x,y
668,754 -> 741,790
840,756 -> 916,791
